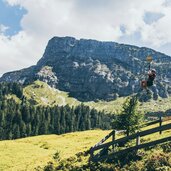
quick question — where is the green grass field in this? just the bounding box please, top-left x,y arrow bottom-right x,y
0,130 -> 111,171
0,119 -> 171,171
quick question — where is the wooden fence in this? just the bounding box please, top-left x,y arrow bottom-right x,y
90,117 -> 171,162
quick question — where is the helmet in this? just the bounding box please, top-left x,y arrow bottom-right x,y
151,69 -> 156,73
146,56 -> 153,62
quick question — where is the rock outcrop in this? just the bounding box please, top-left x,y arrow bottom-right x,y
1,36 -> 171,101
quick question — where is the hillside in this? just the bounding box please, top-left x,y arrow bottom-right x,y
1,36 -> 171,101
23,80 -> 80,107
23,80 -> 171,116
0,130 -> 111,171
0,119 -> 171,171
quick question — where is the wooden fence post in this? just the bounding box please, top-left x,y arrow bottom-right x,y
112,130 -> 116,152
89,148 -> 94,162
136,131 -> 140,146
159,116 -> 162,135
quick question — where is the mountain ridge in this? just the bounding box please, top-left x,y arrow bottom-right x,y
1,36 -> 171,101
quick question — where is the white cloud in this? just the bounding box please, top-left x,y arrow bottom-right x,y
1,0 -> 171,76
0,31 -> 45,75
0,24 -> 9,33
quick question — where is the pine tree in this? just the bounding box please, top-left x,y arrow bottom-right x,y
26,124 -> 32,136
54,107 -> 61,134
85,106 -> 91,130
50,108 -> 55,133
20,121 -> 26,137
22,105 -> 30,123
7,131 -> 13,140
65,105 -> 71,132
12,83 -> 23,98
70,107 -> 75,132
60,106 -> 66,134
39,122 -> 48,135
75,105 -> 82,130
113,96 -> 144,136
0,127 -> 4,140
90,108 -> 98,128
13,124 -> 20,139
0,111 -> 5,127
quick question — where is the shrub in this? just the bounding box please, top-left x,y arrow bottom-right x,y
145,152 -> 171,171
53,151 -> 60,162
44,162 -> 55,171
160,142 -> 171,153
40,142 -> 50,149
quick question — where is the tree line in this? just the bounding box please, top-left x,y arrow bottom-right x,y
0,82 -> 113,140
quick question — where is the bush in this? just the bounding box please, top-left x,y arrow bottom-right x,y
44,162 -> 55,171
124,161 -> 144,171
160,142 -> 171,153
40,142 -> 50,149
53,151 -> 60,162
145,152 -> 171,171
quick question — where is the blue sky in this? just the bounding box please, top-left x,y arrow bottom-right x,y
0,0 -> 26,36
0,0 -> 171,76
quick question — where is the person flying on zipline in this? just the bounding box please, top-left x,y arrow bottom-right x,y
140,56 -> 156,91
141,69 -> 156,89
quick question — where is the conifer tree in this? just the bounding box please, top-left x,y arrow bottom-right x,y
20,121 -> 26,137
13,124 -> 20,139
26,123 -> 32,136
113,96 -> 143,136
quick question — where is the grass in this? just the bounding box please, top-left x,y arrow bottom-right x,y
141,97 -> 171,114
141,119 -> 171,143
5,94 -> 21,103
0,119 -> 171,171
23,80 -> 125,113
23,80 -> 80,107
22,80 -> 171,115
0,130 -> 111,171
23,80 -> 125,114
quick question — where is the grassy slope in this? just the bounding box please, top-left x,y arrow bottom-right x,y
23,80 -> 80,107
0,120 -> 171,171
5,94 -> 21,103
0,130 -> 111,171
23,80 -> 171,114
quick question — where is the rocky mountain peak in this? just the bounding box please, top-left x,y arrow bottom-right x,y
1,36 -> 171,101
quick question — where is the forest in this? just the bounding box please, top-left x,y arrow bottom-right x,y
0,82 -> 113,140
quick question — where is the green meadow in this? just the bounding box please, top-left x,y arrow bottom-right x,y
0,119 -> 171,171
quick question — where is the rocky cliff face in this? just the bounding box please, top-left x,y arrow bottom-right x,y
1,36 -> 171,101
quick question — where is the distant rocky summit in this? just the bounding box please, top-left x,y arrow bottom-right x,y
1,36 -> 171,101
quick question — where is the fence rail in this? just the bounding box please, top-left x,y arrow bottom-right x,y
92,136 -> 171,162
90,116 -> 171,162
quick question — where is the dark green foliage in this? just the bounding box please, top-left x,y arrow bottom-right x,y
0,82 -> 23,99
0,83 -> 113,140
161,142 -> 171,153
53,151 -> 60,162
145,152 -> 171,171
43,146 -> 171,171
44,162 -> 55,171
113,96 -> 144,136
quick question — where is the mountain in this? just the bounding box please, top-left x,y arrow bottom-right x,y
1,36 -> 171,101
